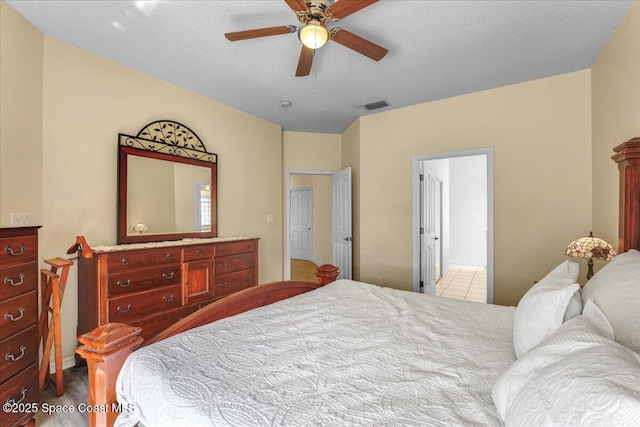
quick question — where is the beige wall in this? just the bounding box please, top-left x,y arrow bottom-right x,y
311,175 -> 332,264
282,131 -> 342,170
0,1 -> 43,227
592,0 -> 640,249
357,71 -> 593,305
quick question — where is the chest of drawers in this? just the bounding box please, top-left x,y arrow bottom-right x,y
77,238 -> 258,344
0,226 -> 40,427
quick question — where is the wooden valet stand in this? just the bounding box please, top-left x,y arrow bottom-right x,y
37,236 -> 92,396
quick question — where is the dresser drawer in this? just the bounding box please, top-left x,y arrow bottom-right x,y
1,263 -> 37,301
108,264 -> 181,296
184,245 -> 213,261
0,363 -> 38,427
0,325 -> 38,384
107,248 -> 182,272
0,235 -> 38,267
214,240 -> 257,257
109,285 -> 182,323
214,253 -> 256,275
0,291 -> 37,340
129,305 -> 199,343
214,269 -> 257,298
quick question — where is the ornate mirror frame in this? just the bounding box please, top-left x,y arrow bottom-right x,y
117,120 -> 217,244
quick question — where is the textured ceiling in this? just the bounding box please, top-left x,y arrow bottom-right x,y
6,0 -> 633,134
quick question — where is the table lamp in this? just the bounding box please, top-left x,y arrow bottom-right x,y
565,231 -> 616,281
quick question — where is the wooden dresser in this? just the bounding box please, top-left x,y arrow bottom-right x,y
1,226 -> 40,427
77,237 -> 258,343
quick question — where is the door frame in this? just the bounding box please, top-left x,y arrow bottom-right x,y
285,169 -> 335,280
412,147 -> 495,303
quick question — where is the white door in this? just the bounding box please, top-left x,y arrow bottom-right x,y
420,172 -> 442,294
291,188 -> 313,260
332,167 -> 352,279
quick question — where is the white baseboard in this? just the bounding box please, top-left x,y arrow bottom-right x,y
311,257 -> 322,266
49,355 -> 78,373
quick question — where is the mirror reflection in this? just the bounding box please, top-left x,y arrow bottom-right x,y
127,155 -> 212,236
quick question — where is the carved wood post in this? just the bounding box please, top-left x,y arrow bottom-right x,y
612,137 -> 640,252
76,323 -> 143,427
316,264 -> 340,285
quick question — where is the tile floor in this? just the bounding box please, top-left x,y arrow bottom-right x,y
436,264 -> 487,303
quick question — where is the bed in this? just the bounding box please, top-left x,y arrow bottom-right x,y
77,138 -> 640,427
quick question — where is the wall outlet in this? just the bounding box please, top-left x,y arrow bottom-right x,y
266,214 -> 274,223
10,213 -> 32,226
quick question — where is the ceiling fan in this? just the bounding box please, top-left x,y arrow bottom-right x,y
225,0 -> 388,77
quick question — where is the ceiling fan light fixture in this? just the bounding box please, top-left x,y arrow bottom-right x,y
298,21 -> 329,49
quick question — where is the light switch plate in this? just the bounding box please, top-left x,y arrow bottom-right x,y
10,213 -> 32,226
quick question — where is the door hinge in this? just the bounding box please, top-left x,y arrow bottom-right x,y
419,280 -> 424,290
420,227 -> 424,234
419,174 -> 424,181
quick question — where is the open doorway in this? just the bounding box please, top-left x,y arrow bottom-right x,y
412,148 -> 494,303
285,169 -> 352,281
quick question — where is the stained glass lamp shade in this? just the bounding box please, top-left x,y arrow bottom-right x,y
132,222 -> 148,234
565,231 -> 616,280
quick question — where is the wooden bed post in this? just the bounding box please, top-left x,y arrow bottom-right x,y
316,264 -> 340,284
612,137 -> 640,252
76,323 -> 143,427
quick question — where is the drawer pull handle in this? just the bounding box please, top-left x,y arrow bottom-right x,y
166,253 -> 173,260
217,263 -> 227,269
117,279 -> 132,288
4,244 -> 25,256
218,282 -> 227,288
6,387 -> 28,405
4,273 -> 25,287
5,345 -> 27,362
245,259 -> 252,264
221,248 -> 227,253
245,276 -> 253,282
247,245 -> 252,249
163,272 -> 175,280
117,304 -> 132,313
195,250 -> 202,256
163,294 -> 175,303
121,258 -> 129,266
4,307 -> 26,322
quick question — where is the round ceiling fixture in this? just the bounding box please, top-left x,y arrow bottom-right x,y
298,20 -> 329,49
280,100 -> 293,108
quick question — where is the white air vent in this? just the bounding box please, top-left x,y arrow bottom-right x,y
363,100 -> 390,111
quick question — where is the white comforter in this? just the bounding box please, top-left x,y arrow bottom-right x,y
116,279 -> 515,426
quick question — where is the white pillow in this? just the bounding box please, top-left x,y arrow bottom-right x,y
581,249 -> 640,354
512,261 -> 580,358
493,308 -> 640,426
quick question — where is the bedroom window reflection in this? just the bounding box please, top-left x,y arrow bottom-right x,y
195,183 -> 211,232
126,155 -> 212,235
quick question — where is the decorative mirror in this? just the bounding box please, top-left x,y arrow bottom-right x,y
117,120 -> 217,244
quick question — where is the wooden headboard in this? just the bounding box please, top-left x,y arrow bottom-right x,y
612,136 -> 640,252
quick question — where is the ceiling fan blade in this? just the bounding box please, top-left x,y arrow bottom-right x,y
326,0 -> 378,20
331,28 -> 388,61
225,25 -> 296,41
296,46 -> 314,77
284,0 -> 309,13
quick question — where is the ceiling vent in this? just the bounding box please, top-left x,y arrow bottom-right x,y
363,100 -> 390,111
